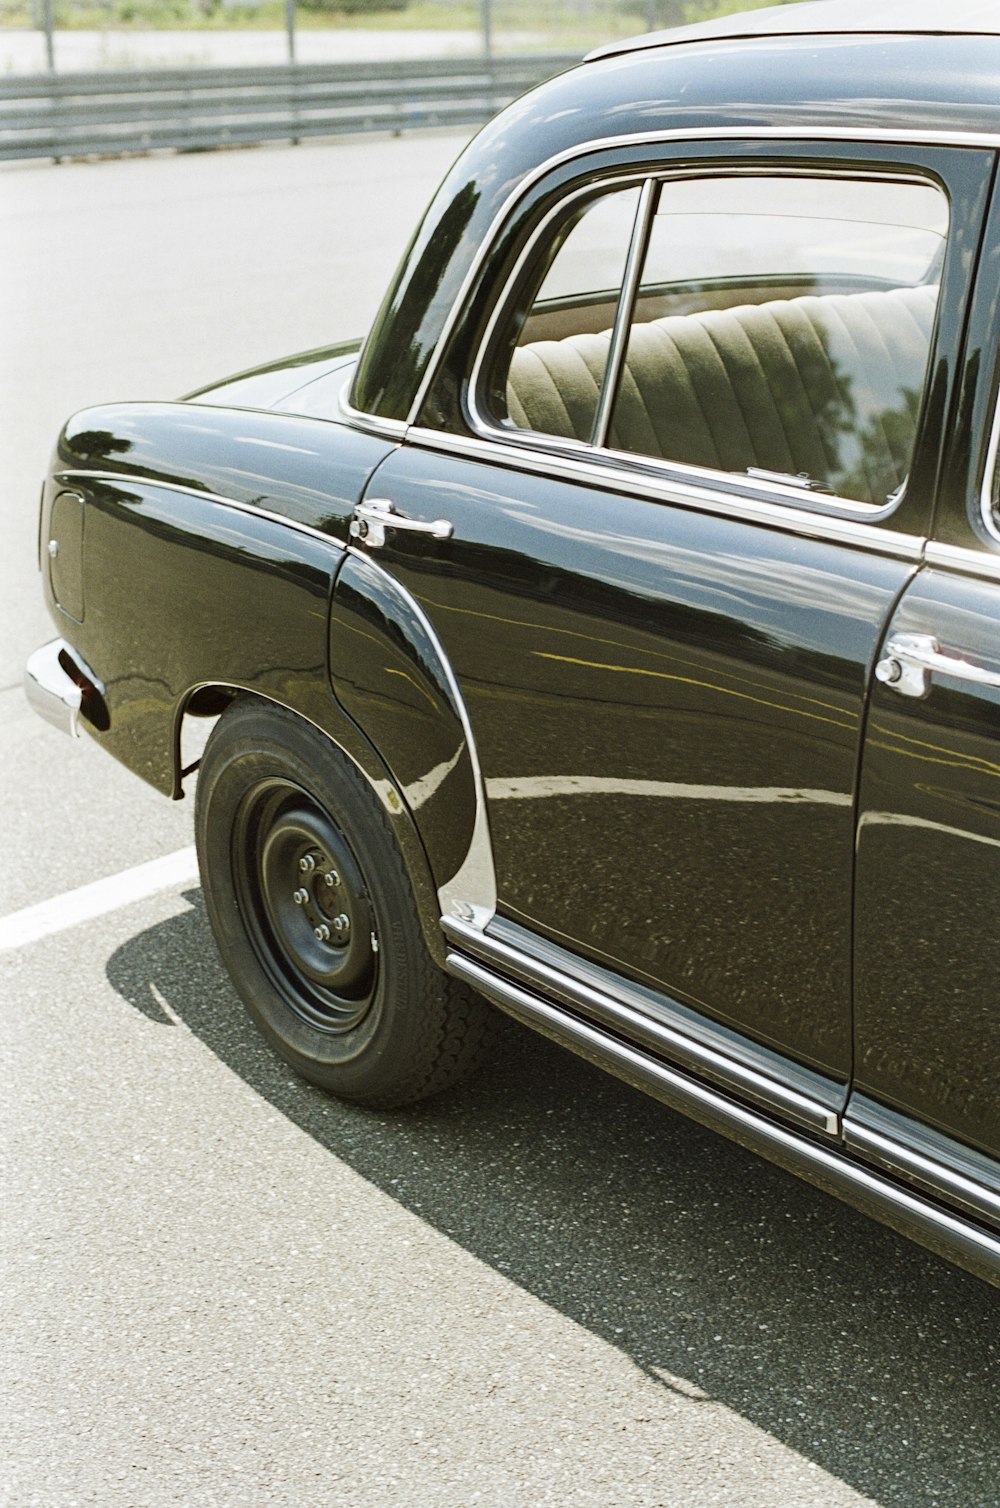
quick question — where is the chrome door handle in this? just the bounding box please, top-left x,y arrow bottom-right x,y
875,632 -> 1000,700
350,497 -> 453,550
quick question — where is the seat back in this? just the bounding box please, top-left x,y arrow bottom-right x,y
507,284 -> 938,505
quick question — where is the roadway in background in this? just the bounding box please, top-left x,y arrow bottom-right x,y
2,136 -> 1000,1507
0,27 -> 499,72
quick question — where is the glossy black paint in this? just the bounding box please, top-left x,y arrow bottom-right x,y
352,32 -> 1000,424
186,341 -> 360,411
66,473 -> 338,794
330,553 -> 479,889
57,398 -> 388,539
938,168 -> 1000,554
48,491 -> 85,622
363,443 -> 915,1082
855,567 -> 1000,1160
44,399 -> 393,778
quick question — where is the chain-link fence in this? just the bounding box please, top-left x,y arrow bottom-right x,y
1,0 -> 795,74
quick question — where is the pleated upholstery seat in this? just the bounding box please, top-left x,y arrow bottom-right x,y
506,284 -> 937,505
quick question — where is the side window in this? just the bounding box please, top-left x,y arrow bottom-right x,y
488,170 -> 948,509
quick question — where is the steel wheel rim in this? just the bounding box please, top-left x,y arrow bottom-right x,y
233,778 -> 378,1033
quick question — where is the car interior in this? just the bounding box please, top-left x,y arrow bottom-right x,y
494,172 -> 947,507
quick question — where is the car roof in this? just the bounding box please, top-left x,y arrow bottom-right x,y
588,0 -> 1000,61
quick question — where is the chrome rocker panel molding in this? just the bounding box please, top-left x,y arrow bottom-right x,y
443,936 -> 1000,1288
844,1096 -> 1000,1229
444,913 -> 842,1136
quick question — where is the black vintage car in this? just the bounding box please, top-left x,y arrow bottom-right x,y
26,0 -> 1000,1286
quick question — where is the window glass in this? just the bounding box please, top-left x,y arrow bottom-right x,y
611,174 -> 948,505
496,186 -> 640,443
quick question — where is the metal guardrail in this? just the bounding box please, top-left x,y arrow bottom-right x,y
0,52 -> 581,161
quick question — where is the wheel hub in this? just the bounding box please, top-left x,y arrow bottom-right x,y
237,785 -> 379,1033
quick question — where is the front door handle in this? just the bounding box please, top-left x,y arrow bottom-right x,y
875,632 -> 1000,699
350,497 -> 454,550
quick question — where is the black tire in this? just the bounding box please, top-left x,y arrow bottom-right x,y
194,697 -> 494,1106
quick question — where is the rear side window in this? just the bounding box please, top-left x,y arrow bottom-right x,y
482,171 -> 949,508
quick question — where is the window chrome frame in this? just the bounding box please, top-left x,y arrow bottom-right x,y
337,384 -> 407,441
591,177 -> 658,448
979,382 -> 1000,547
464,157 -> 951,526
926,539 -> 1000,582
404,424 -> 926,561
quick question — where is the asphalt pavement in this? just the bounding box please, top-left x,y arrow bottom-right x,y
2,135 -> 999,1508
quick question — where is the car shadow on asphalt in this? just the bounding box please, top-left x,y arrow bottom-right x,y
106,889 -> 999,1508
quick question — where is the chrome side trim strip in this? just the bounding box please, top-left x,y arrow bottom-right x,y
444,914 -> 841,1135
401,124 -> 996,431
445,951 -> 1000,1286
405,427 -> 926,559
924,540 -> 1000,580
338,381 -> 408,440
53,470 -> 347,554
345,545 -> 497,928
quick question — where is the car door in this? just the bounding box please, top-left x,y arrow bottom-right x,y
848,180 -> 1000,1222
339,140 -> 991,1129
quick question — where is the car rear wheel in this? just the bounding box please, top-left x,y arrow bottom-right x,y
194,697 -> 494,1106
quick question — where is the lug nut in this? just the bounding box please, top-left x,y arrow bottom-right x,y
293,888 -> 309,905
324,869 -> 340,888
314,924 -> 331,942
299,855 -> 316,873
332,913 -> 349,934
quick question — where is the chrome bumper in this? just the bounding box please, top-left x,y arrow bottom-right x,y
24,638 -> 93,739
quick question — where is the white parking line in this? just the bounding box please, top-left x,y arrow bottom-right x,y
0,846 -> 199,955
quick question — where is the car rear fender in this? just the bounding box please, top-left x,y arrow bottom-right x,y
39,468 -> 449,964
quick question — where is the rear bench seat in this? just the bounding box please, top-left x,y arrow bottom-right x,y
506,284 -> 937,506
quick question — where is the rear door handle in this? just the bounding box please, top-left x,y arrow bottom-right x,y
350,498 -> 453,549
875,632 -> 1000,699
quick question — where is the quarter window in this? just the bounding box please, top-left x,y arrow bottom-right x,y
503,186 -> 641,444
488,171 -> 949,508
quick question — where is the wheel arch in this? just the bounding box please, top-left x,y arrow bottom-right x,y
176,682 -> 449,968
